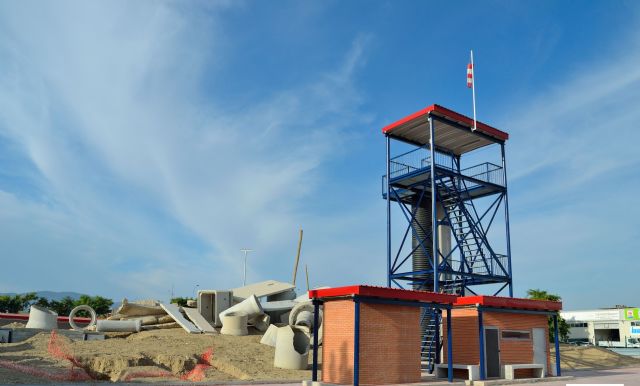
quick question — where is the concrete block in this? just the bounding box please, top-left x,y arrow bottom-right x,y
232,280 -> 295,301
197,290 -> 232,328
160,303 -> 201,334
267,289 -> 296,301
262,300 -> 295,311
183,307 -> 217,334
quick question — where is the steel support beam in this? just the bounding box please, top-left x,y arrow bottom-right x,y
386,135 -> 392,287
554,314 -> 562,376
501,143 -> 514,296
353,299 -> 360,386
429,115 -> 439,292
446,308 -> 453,382
312,299 -> 320,382
478,310 -> 486,380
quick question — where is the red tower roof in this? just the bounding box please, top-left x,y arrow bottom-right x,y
382,104 -> 509,155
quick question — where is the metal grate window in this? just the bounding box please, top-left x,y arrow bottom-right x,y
501,330 -> 531,340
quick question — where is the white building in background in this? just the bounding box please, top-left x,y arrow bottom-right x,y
561,307 -> 640,348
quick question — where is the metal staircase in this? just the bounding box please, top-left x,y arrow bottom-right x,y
420,307 -> 440,372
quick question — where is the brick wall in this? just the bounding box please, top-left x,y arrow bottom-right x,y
359,303 -> 421,384
322,300 -> 355,384
321,300 -> 421,385
443,308 -> 551,378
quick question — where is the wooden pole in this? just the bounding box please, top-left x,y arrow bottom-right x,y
305,264 -> 310,292
292,228 -> 303,285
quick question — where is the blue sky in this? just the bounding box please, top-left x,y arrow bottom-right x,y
0,1 -> 638,310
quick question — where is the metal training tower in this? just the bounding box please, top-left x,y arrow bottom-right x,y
381,104 -> 513,369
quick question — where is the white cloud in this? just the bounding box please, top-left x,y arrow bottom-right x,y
498,25 -> 640,308
0,2 -> 371,299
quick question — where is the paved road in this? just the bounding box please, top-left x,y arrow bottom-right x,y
540,366 -> 640,385
14,366 -> 640,385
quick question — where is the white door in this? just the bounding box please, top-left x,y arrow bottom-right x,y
532,328 -> 547,368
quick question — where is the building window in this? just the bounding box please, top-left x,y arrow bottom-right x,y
569,322 -> 588,328
501,330 -> 531,340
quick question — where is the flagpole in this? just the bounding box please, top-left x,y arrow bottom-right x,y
471,50 -> 477,131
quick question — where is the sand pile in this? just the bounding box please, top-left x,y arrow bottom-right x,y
553,344 -> 640,370
0,328 -> 314,383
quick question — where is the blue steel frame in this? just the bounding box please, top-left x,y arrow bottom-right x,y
384,113 -> 513,295
311,296 -> 455,385
384,112 -> 514,373
474,306 -> 562,380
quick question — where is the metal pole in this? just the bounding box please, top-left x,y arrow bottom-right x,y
386,135 -> 392,287
501,144 -> 514,297
429,116 -> 439,292
447,308 -> 453,382
478,310 -> 486,380
240,248 -> 253,286
354,299 -> 361,386
312,300 -> 320,381
554,314 -> 562,376
471,50 -> 477,132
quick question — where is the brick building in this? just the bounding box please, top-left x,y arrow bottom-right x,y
309,285 -> 456,385
442,295 -> 562,380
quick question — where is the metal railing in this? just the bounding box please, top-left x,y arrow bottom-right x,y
385,146 -> 505,187
445,253 -> 509,277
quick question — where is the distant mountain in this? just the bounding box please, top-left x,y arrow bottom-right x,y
0,291 -> 85,300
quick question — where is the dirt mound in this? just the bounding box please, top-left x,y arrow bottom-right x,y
0,328 -> 312,383
554,344 -> 640,370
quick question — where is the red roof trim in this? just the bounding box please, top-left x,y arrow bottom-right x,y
308,285 -> 457,304
381,104 -> 509,141
454,296 -> 562,311
0,313 -> 92,323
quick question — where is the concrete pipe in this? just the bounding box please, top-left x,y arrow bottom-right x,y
219,294 -> 263,320
260,324 -> 279,347
251,313 -> 271,332
96,319 -> 142,333
25,305 -> 58,330
274,326 -> 309,370
294,310 -> 313,328
68,305 -> 97,331
288,302 -> 322,328
289,302 -> 323,346
220,312 -> 248,336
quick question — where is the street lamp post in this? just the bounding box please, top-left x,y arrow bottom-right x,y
240,248 -> 254,286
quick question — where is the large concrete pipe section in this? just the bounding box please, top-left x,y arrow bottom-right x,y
412,194 -> 433,291
411,195 -> 452,292
437,203 -> 452,285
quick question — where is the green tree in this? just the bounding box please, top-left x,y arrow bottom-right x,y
526,288 -> 569,342
42,295 -> 114,317
0,293 -> 37,313
170,297 -> 193,307
75,295 -> 113,316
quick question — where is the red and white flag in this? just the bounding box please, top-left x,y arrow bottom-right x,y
466,63 -> 473,88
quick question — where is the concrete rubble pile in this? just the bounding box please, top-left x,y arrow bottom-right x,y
196,279 -> 326,370
3,279 -> 324,371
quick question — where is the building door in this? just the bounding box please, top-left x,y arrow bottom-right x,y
533,328 -> 547,371
484,327 -> 501,378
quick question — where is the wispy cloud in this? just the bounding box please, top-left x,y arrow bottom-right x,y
0,2 -> 371,298
499,24 -> 640,308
